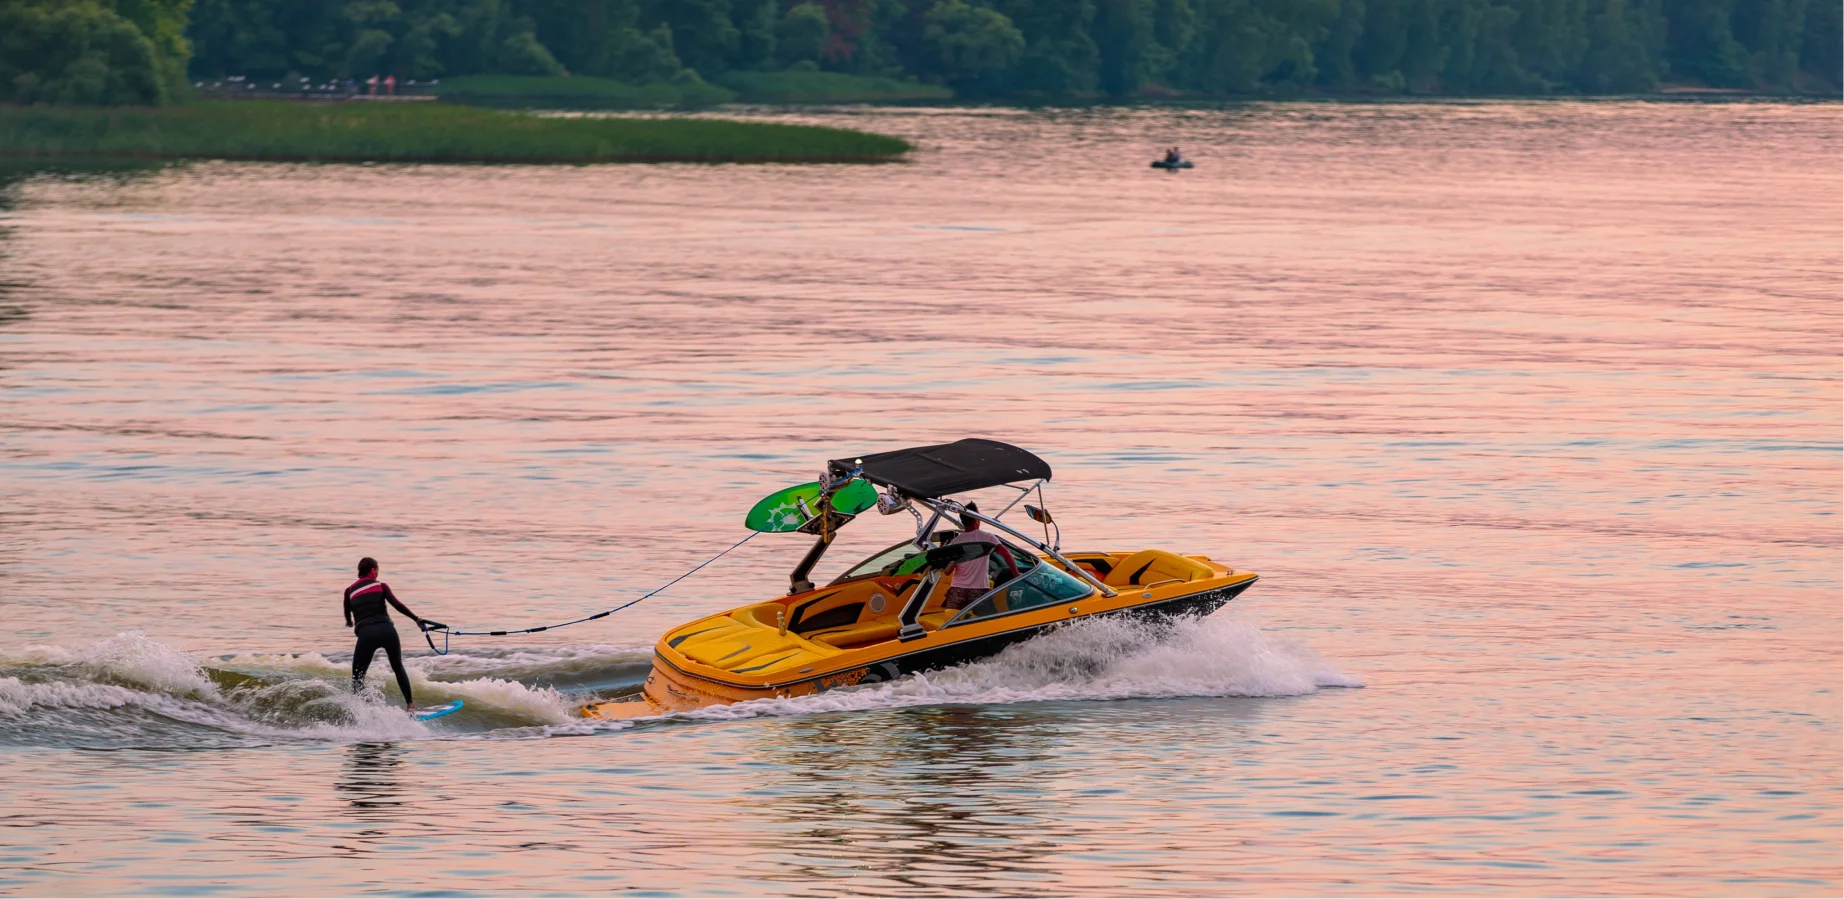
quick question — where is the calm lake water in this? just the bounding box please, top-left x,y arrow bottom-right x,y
1,101 -> 1839,896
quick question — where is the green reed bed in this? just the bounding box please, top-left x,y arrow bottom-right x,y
0,101 -> 911,164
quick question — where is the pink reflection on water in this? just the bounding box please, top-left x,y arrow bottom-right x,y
0,101 -> 1837,895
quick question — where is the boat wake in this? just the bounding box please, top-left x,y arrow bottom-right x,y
672,612 -> 1362,725
0,632 -> 627,749
0,614 -> 1358,748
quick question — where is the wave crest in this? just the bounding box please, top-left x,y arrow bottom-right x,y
1,614 -> 1360,744
0,632 -> 585,746
677,612 -> 1362,723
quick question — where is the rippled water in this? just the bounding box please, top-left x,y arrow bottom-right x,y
1,101 -> 1838,896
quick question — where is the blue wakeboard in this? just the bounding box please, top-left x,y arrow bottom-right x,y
415,700 -> 463,721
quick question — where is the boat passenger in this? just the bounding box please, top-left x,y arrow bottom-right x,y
343,556 -> 429,710
943,504 -> 1018,611
1164,147 -> 1181,164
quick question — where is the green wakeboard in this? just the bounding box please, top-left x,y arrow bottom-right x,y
745,479 -> 878,533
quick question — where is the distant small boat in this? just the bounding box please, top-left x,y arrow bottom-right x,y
1151,159 -> 1193,170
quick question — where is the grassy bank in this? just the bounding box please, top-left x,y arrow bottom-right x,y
435,75 -> 735,110
0,102 -> 912,164
717,71 -> 952,104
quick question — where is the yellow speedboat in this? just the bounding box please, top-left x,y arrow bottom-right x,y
582,439 -> 1257,719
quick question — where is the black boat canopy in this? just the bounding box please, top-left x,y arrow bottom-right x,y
830,439 -> 1051,499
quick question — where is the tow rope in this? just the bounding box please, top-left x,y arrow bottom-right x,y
419,532 -> 759,656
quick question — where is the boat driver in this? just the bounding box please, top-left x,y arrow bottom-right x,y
944,503 -> 1017,611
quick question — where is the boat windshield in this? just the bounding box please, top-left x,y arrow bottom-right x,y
945,546 -> 1093,626
831,541 -> 921,584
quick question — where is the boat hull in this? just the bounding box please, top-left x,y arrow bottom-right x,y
581,576 -> 1255,720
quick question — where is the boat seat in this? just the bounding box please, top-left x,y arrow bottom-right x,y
918,610 -> 955,630
1102,549 -> 1214,588
809,620 -> 900,649
1067,553 -> 1118,577
809,604 -> 971,648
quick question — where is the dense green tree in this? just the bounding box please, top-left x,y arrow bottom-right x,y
521,1 -> 677,80
1314,0 -> 1367,88
837,0 -> 909,75
1468,1 -> 1544,90
1142,0 -> 1195,86
188,0 -> 326,80
810,0 -> 878,65
1732,0 -> 1807,86
1663,0 -> 1747,84
1512,0 -> 1588,89
994,0 -> 1099,94
1,0 -> 174,104
1800,0 -> 1841,88
1353,0 -> 1408,87
778,2 -> 832,67
1179,0 -> 1334,92
1581,0 -> 1665,90
1093,0 -> 1150,96
920,0 -> 1025,92
113,0 -> 196,95
22,0 -> 1830,104
644,0 -> 738,74
730,0 -> 777,70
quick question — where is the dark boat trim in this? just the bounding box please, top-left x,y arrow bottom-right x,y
651,577 -> 1256,694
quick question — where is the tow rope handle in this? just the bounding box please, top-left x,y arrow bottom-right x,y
420,620 -> 451,656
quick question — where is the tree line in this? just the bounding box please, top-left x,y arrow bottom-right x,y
4,0 -> 1840,106
2,1 -> 193,104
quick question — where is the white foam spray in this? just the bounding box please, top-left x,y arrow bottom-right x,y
7,632 -> 222,699
2,613 -> 1360,744
0,632 -> 580,745
653,611 -> 1362,726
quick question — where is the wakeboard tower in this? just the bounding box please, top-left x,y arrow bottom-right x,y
581,439 -> 1257,719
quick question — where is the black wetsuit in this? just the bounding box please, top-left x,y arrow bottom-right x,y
343,577 -> 422,703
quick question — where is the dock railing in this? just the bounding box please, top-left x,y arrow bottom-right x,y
193,77 -> 440,103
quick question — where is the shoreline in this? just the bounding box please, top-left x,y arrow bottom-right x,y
182,71 -> 1835,115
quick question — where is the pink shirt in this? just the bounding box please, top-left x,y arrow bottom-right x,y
948,530 -> 1002,589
